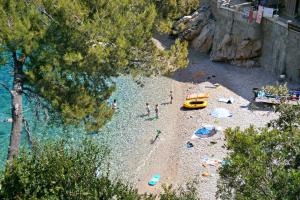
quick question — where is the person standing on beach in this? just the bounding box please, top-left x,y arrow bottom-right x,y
112,99 -> 117,110
146,103 -> 150,117
155,104 -> 158,119
169,90 -> 173,104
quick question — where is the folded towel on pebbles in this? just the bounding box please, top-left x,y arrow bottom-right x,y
218,97 -> 234,104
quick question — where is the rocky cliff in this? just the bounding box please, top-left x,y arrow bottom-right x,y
173,1 -> 262,67
172,1 -> 300,82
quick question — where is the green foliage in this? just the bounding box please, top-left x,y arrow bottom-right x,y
156,20 -> 174,33
218,126 -> 300,199
268,104 -> 300,131
218,85 -> 300,199
0,0 -> 189,131
159,181 -> 198,200
0,139 -> 199,199
151,0 -> 200,33
263,83 -> 289,97
0,138 -> 124,199
153,0 -> 199,20
168,39 -> 189,70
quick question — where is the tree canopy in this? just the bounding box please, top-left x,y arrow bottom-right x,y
152,0 -> 200,33
0,0 -> 188,143
217,104 -> 300,200
0,138 -> 199,199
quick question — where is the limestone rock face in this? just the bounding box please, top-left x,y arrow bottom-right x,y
170,0 -> 300,81
172,1 -> 263,67
210,34 -> 262,66
191,20 -> 216,53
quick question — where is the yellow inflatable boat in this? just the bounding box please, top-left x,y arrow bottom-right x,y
183,99 -> 208,109
186,93 -> 209,100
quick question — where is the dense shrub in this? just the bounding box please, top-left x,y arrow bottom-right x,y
0,139 -> 198,199
217,105 -> 300,199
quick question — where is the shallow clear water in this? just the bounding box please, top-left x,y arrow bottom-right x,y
0,64 -> 87,169
0,62 -> 173,179
0,65 -> 13,168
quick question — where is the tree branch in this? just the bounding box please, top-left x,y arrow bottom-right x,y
23,118 -> 33,149
22,87 -> 34,93
0,82 -> 12,95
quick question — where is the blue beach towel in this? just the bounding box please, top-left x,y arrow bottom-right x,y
289,90 -> 300,96
148,174 -> 160,186
195,127 -> 212,136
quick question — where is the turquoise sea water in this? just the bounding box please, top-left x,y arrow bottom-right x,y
0,65 -> 11,168
0,64 -> 81,169
0,63 -> 170,170
0,57 -> 173,182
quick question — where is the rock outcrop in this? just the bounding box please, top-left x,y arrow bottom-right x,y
191,20 -> 215,53
210,34 -> 262,66
172,1 -> 262,67
172,0 -> 300,82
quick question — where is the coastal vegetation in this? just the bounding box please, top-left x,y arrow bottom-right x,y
217,104 -> 300,200
0,0 -> 188,161
152,0 -> 199,33
0,139 -> 198,199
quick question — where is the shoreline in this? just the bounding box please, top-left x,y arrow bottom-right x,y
101,42 -> 289,198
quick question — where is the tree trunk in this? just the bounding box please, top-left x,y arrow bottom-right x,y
7,52 -> 24,161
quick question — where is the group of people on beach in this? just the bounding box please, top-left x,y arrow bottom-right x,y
106,90 -> 174,119
146,103 -> 159,118
107,99 -> 118,110
145,91 -> 173,119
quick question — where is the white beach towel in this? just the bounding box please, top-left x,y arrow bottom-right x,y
218,97 -> 234,104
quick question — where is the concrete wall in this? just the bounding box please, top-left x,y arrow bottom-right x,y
285,29 -> 300,81
260,19 -> 288,76
260,18 -> 300,82
212,5 -> 262,40
210,0 -> 300,82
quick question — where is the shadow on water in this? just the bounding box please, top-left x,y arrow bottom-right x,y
0,130 -> 8,137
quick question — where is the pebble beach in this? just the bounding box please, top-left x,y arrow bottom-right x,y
93,37 -> 293,199
0,36 -> 296,199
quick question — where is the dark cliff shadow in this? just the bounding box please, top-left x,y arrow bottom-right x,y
155,33 -> 300,102
173,48 -> 299,102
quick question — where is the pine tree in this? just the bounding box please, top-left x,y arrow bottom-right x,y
0,0 -> 188,161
